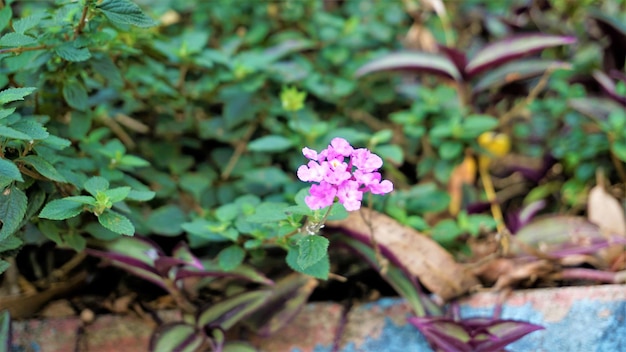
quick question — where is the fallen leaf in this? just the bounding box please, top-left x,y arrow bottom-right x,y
327,208 -> 479,301
587,179 -> 626,264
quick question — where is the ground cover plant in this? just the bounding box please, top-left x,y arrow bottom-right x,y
2,0 -> 626,351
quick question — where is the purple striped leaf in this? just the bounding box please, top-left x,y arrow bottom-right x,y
86,249 -> 166,289
244,273 -> 318,336
465,34 -> 576,77
473,59 -> 571,93
196,290 -> 271,330
593,70 -> 626,106
175,262 -> 273,286
355,51 -> 462,81
149,322 -> 205,352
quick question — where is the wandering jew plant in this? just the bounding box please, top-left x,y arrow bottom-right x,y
297,137 -> 393,211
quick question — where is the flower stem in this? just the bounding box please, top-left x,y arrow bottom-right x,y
478,156 -> 509,254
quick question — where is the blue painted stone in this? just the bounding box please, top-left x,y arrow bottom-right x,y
329,285 -> 626,352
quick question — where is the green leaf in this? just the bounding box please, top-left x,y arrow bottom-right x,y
119,155 -> 150,167
147,205 -> 186,236
103,187 -> 131,203
245,202 -> 290,223
39,198 -> 87,220
0,125 -> 32,140
247,135 -> 293,153
0,309 -> 10,350
85,222 -> 120,241
439,141 -> 463,160
0,33 -> 36,47
0,87 -> 36,105
296,235 -> 329,269
461,114 -> 499,137
62,80 -> 88,111
217,245 -> 246,271
63,233 -> 87,251
0,236 -> 22,252
84,176 -> 109,196
612,141 -> 626,162
0,108 -> 15,120
0,7 -> 12,32
13,14 -> 45,34
126,189 -> 156,201
19,155 -> 66,182
0,260 -> 9,275
98,209 -> 134,235
0,186 -> 27,240
55,43 -> 92,62
286,247 -> 329,280
0,159 -> 23,182
10,119 -> 49,140
97,0 -> 157,28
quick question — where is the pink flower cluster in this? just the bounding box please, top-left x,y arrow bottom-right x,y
297,138 -> 394,211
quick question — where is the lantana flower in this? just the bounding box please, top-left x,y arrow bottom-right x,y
297,138 -> 393,211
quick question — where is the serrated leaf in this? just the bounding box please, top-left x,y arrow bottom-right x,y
0,159 -> 23,182
0,108 -> 16,120
0,125 -> 32,140
0,33 -> 36,47
355,52 -> 462,81
147,205 -> 186,236
10,119 -> 49,140
465,34 -> 576,77
149,323 -> 204,352
0,236 -> 22,252
217,245 -> 245,271
19,155 -> 66,182
286,248 -> 329,280
0,186 -> 27,240
55,43 -> 92,62
296,235 -> 329,269
98,209 -> 134,235
97,0 -> 157,28
104,186 -> 131,203
12,14 -> 45,34
62,80 -> 88,111
39,198 -> 87,220
248,135 -> 293,153
0,87 -> 36,105
84,176 -> 109,196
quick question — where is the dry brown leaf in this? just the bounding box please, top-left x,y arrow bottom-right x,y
327,208 -> 479,301
587,180 -> 626,265
403,23 -> 438,52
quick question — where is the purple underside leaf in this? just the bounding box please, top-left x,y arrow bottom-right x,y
472,59 -> 571,93
154,257 -> 190,276
355,51 -> 462,81
175,263 -> 273,286
465,34 -> 576,77
244,273 -> 318,337
610,69 -> 626,84
569,97 -> 624,120
472,320 -> 544,352
172,242 -> 204,270
408,317 -> 473,352
593,70 -> 626,106
438,45 -> 468,76
93,236 -> 165,265
86,249 -> 167,289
